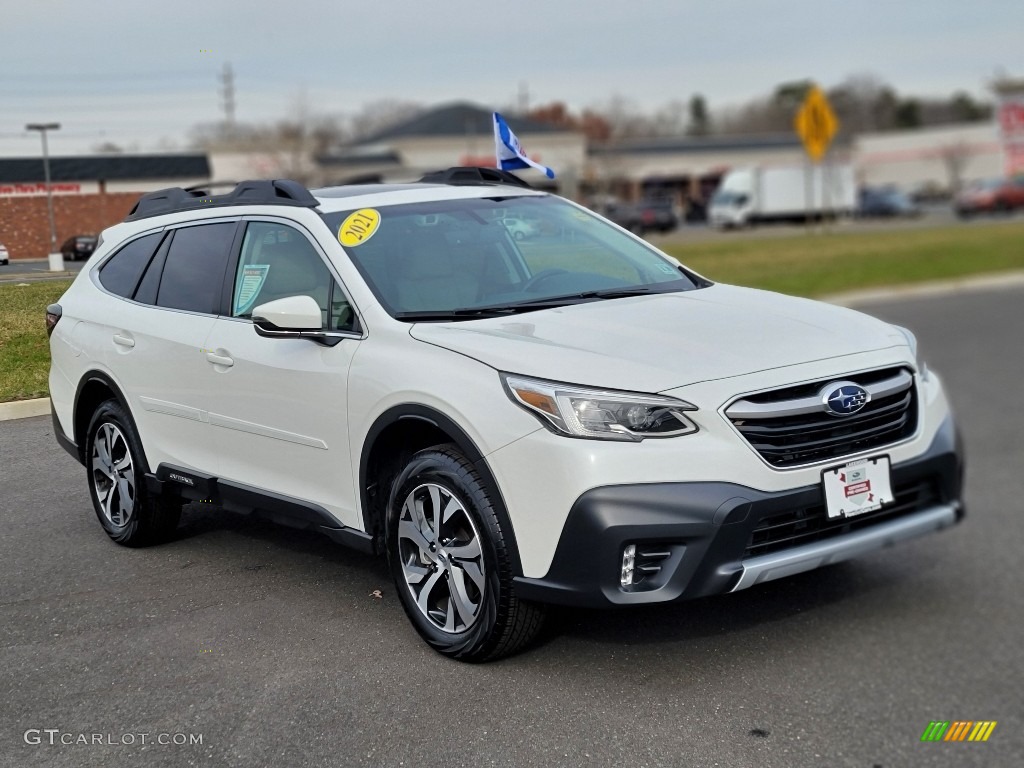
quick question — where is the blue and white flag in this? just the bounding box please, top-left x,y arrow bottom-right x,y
493,112 -> 555,179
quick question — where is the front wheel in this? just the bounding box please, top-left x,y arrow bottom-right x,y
86,400 -> 181,546
386,446 -> 544,661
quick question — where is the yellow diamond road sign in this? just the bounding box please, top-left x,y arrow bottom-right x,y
795,85 -> 839,163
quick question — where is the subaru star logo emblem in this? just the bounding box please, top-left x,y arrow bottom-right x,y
820,382 -> 870,416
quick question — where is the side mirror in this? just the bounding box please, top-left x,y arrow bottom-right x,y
252,295 -> 322,330
252,295 -> 345,347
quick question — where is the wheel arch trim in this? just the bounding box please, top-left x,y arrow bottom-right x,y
72,370 -> 140,466
359,404 -> 524,575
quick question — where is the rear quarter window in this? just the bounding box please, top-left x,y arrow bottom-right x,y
97,232 -> 163,298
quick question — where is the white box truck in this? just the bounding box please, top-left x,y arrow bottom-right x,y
709,164 -> 856,228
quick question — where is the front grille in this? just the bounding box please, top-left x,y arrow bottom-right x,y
726,367 -> 918,467
744,478 -> 940,559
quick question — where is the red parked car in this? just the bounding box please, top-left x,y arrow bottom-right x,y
955,177 -> 1024,217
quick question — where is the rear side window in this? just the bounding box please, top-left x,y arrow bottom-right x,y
156,223 -> 236,314
98,233 -> 162,298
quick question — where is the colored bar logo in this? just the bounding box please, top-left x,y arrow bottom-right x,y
921,721 -> 997,742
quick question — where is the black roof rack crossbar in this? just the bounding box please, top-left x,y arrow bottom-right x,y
418,167 -> 532,189
183,180 -> 241,193
124,179 -> 319,221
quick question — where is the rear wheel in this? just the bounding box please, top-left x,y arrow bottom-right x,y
86,400 -> 181,546
386,445 -> 544,661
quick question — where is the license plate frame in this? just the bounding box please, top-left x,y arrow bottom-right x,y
821,455 -> 894,519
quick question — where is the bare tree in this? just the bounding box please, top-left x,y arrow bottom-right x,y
348,100 -> 423,141
596,94 -> 656,140
940,141 -> 971,195
827,73 -> 896,133
651,99 -> 687,136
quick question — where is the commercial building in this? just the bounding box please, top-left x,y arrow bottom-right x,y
0,154 -> 209,260
316,103 -> 585,192
1,102 -> 1009,261
854,123 -> 1002,194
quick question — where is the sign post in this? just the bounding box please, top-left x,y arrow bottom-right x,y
794,85 -> 839,229
994,78 -> 1024,176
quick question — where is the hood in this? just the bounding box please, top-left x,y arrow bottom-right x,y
409,284 -> 907,392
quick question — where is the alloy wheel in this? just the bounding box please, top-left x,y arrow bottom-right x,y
91,422 -> 136,527
397,483 -> 487,633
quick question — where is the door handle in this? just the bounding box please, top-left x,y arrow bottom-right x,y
206,352 -> 234,368
113,333 -> 135,348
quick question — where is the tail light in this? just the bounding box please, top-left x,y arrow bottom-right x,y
45,303 -> 62,336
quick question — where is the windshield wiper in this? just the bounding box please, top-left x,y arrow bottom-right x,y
572,287 -> 659,300
394,307 -> 529,321
394,287 -> 673,322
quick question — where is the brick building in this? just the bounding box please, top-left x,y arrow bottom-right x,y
0,155 -> 209,260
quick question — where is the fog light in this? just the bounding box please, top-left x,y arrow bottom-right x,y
620,544 -> 636,587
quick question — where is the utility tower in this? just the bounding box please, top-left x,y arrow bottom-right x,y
220,63 -> 236,132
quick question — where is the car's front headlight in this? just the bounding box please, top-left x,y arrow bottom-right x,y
502,374 -> 698,441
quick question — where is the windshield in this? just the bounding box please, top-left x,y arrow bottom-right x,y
711,190 -> 748,207
324,195 -> 703,320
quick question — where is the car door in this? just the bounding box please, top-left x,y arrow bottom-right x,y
91,221 -> 238,475
203,219 -> 363,528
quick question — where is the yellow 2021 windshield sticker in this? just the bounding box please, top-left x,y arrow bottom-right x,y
338,208 -> 381,247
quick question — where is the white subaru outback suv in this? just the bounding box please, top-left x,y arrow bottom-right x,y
48,169 -> 964,661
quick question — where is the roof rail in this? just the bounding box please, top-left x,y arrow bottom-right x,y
183,180 -> 240,193
124,179 -> 319,222
418,167 -> 532,189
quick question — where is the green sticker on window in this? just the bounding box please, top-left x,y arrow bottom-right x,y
235,264 -> 269,315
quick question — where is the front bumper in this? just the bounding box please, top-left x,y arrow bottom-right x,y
513,415 -> 963,608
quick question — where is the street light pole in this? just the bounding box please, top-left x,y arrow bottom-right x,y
26,122 -> 61,254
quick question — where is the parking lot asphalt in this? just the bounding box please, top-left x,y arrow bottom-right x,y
1,285 -> 1022,768
0,259 -> 84,284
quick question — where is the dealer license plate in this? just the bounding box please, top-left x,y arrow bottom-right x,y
822,456 -> 894,519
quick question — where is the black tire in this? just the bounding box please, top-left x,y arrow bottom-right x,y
386,445 -> 544,662
85,400 -> 181,547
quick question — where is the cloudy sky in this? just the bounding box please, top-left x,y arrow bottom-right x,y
2,0 -> 1022,155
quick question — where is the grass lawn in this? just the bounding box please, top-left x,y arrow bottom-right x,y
0,281 -> 72,403
661,220 -> 1024,297
1,220 -> 1023,403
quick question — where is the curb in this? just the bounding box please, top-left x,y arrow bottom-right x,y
822,269 -> 1024,307
0,271 -> 76,281
0,398 -> 50,422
